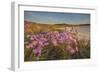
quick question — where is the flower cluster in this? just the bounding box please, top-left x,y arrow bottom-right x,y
25,31 -> 78,60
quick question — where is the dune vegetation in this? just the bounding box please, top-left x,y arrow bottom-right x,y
24,21 -> 90,61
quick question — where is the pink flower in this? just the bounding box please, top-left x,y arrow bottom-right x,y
32,40 -> 38,46
25,30 -> 79,59
52,40 -> 58,46
33,46 -> 42,57
30,36 -> 34,40
66,47 -> 76,55
26,44 -> 33,49
69,49 -> 76,54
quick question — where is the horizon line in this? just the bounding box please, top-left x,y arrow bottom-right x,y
24,20 -> 90,25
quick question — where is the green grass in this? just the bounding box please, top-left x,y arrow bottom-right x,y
24,39 -> 90,61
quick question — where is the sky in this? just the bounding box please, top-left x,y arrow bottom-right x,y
24,11 -> 90,24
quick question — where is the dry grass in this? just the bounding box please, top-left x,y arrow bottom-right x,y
24,21 -> 90,61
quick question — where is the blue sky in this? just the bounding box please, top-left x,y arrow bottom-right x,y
24,11 -> 90,24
